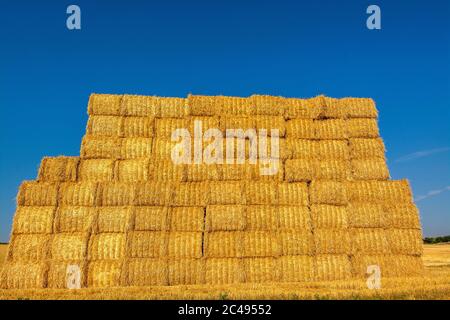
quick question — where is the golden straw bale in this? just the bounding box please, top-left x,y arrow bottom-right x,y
346,180 -> 413,203
80,135 -> 121,159
88,94 -> 122,116
86,115 -> 123,137
151,161 -> 186,182
284,97 -> 323,119
151,138 -> 180,160
129,231 -> 168,258
13,206 -> 54,234
288,140 -> 349,160
343,98 -> 378,118
347,118 -> 379,138
316,255 -> 352,281
172,182 -> 208,206
287,139 -> 314,158
391,255 -> 424,276
121,137 -> 153,158
0,262 -> 46,289
122,116 -> 154,138
38,157 -> 79,182
315,119 -> 347,140
286,119 -> 315,138
280,230 -> 314,255
204,232 -> 243,258
219,164 -> 253,181
384,204 -> 421,229
50,233 -> 89,260
254,116 -> 286,137
205,205 -> 246,231
96,207 -> 132,233
350,255 -> 394,278
277,182 -> 309,205
187,95 -> 221,116
347,203 -> 386,228
314,229 -> 351,254
219,116 -> 255,132
311,205 -> 348,229
221,96 -> 253,115
388,229 -> 423,255
322,97 -> 348,118
159,97 -> 188,118
167,232 -> 202,258
17,181 -> 58,206
186,164 -> 221,181
351,228 -> 391,254
349,138 -> 385,159
310,180 -> 348,205
251,95 -> 286,116
279,255 -> 315,282
155,118 -> 190,138
351,158 -> 390,180
244,257 -> 276,283
135,182 -> 172,206
116,158 -> 150,182
9,234 -> 50,262
121,95 -> 160,117
315,159 -> 350,180
278,205 -> 311,230
127,258 -> 168,286
134,206 -> 169,231
245,206 -> 278,231
54,206 -> 96,233
209,181 -> 243,205
169,207 -> 204,232
205,258 -> 245,284
89,233 -> 126,260
78,159 -> 115,182
245,182 -> 277,205
189,116 -> 220,135
285,159 -> 349,182
47,260 -> 87,288
168,258 -> 205,285
99,182 -> 136,206
243,231 -> 280,257
87,260 -> 122,288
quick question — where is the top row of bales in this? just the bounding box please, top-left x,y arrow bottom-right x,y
88,94 -> 378,119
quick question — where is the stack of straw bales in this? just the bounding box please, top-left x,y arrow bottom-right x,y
0,94 -> 424,289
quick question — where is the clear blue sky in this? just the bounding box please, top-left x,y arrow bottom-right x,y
0,0 -> 449,242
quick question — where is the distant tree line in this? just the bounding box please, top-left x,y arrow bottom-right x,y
423,236 -> 450,244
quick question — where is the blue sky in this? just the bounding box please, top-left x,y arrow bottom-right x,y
0,0 -> 449,242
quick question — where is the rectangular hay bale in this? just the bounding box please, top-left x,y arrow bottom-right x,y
99,182 -> 136,206
129,231 -> 168,258
13,206 -> 55,234
310,180 -> 348,205
204,232 -> 242,258
9,234 -> 51,262
346,180 -> 413,203
88,94 -> 122,116
279,255 -> 315,282
387,229 -> 423,255
351,158 -> 389,180
47,260 -> 87,289
87,260 -> 123,288
277,182 -> 309,205
169,207 -> 204,232
86,115 -> 123,137
38,157 -> 79,182
311,205 -> 348,229
116,158 -> 150,182
347,118 -> 379,138
314,229 -> 351,254
134,206 -> 169,231
168,258 -> 205,285
244,257 -> 276,283
205,258 -> 245,284
51,233 -> 89,260
88,233 -> 126,260
17,181 -> 59,207
349,138 -> 385,159
351,228 -> 391,254
205,205 -> 246,231
167,232 -> 203,258
0,262 -> 47,289
127,258 -> 168,286
348,203 -> 386,228
54,206 -> 96,233
96,207 -> 132,232
280,230 -> 314,255
80,135 -> 121,159
316,255 -> 352,281
78,159 -> 115,182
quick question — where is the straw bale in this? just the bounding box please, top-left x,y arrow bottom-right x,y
280,230 -> 314,255
54,206 -> 96,233
80,135 -> 121,159
159,97 -> 188,118
205,258 -> 245,284
347,203 -> 386,228
155,118 -> 190,138
344,98 -> 378,118
209,181 -> 243,205
290,140 -> 349,160
116,158 -> 150,182
314,229 -> 351,254
189,95 -> 252,116
205,205 -> 246,231
88,260 -> 122,288
122,116 -> 154,137
121,137 -> 153,158
347,118 -> 379,138
279,255 -> 315,282
121,95 -> 160,117
17,181 -> 58,206
218,164 -> 253,181
351,254 -> 423,278
88,94 -> 122,116
245,182 -> 277,205
135,182 -> 172,206
244,257 -> 276,283
9,234 -> 50,262
390,255 -> 424,276
204,232 -> 242,258
286,119 -> 315,138
277,205 -> 311,230
172,182 -> 208,206
0,262 -> 46,289
277,182 -> 309,205
60,182 -> 99,209
129,231 -> 168,258
351,158 -> 389,180
349,138 -> 385,159
134,206 -> 169,231
310,180 -> 348,205
351,228 -> 391,254
254,116 -> 286,137
167,232 -> 203,258
384,204 -> 421,229
311,205 -> 348,229
38,157 -> 79,182
251,95 -> 286,116
243,231 -> 280,257
346,180 -> 413,203
78,159 -> 115,181
47,260 -> 87,289
315,255 -> 352,281
322,97 -> 348,118
189,116 -> 220,135
99,182 -> 136,206
168,258 -> 205,285
186,164 -> 221,181
127,258 -> 168,286
169,207 -> 204,232
88,233 -> 126,260
86,115 -> 123,137
315,119 -> 347,140
97,207 -> 132,232
219,116 -> 255,132
388,229 -> 423,255
151,138 -> 180,160
245,205 -> 278,231
284,97 -> 323,119
285,159 -> 349,181
151,161 -> 186,182
13,206 -> 54,234
50,233 -> 89,260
